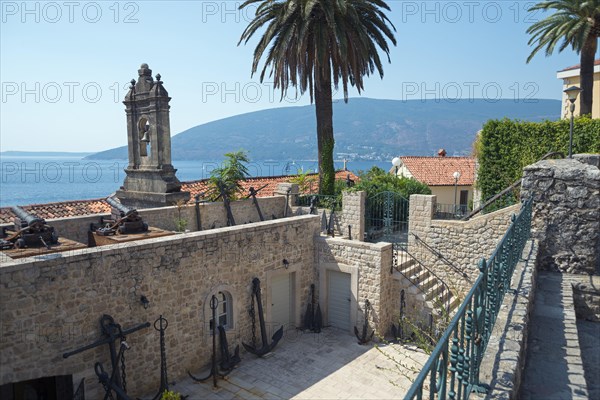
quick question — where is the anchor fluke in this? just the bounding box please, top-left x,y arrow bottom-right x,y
242,278 -> 284,357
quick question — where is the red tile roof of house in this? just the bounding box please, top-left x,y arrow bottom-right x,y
0,170 -> 359,224
559,59 -> 600,72
400,156 -> 476,186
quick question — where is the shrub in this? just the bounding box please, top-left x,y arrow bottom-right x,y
477,117 -> 600,202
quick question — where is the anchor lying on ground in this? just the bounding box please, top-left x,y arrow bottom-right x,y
62,314 -> 150,400
188,295 -> 240,388
243,278 -> 284,357
354,299 -> 375,345
303,284 -> 322,333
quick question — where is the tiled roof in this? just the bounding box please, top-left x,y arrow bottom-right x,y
559,59 -> 600,72
181,170 -> 358,199
399,156 -> 476,186
0,170 -> 359,224
0,199 -> 111,224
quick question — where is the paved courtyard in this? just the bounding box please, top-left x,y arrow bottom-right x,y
170,328 -> 428,399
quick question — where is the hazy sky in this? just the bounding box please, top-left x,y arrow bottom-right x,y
1,1 -> 595,152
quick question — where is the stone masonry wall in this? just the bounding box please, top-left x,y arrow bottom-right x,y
521,156 -> 600,275
480,239 -> 539,398
339,191 -> 366,241
315,237 -> 393,337
0,196 -> 286,247
0,215 -> 320,399
408,194 -> 519,297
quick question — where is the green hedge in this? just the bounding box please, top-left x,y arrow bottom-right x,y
477,117 -> 600,202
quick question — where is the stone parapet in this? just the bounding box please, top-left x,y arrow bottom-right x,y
480,240 -> 538,398
521,156 -> 600,275
0,215 -> 320,399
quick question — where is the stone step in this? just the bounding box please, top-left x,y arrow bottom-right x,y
425,282 -> 451,303
397,257 -> 417,271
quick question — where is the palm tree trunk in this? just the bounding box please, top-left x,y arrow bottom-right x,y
314,65 -> 335,195
578,34 -> 597,116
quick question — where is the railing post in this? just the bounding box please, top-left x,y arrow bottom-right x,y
470,258 -> 489,394
449,336 -> 459,399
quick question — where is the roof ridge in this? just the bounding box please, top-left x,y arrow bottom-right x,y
1,197 -> 108,210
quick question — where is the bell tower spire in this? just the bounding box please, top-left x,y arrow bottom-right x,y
116,63 -> 190,209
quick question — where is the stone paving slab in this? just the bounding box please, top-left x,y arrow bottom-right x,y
519,272 -> 589,400
168,328 -> 428,399
576,320 -> 600,400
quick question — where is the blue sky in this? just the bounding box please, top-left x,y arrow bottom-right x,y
1,1 -> 595,152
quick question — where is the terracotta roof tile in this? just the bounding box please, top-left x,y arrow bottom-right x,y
399,156 -> 476,186
559,59 -> 600,72
0,170 -> 359,224
0,199 -> 111,225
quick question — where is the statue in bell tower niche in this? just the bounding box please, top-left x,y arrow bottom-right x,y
116,64 -> 190,209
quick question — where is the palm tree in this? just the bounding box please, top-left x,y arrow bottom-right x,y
239,0 -> 396,194
526,0 -> 600,116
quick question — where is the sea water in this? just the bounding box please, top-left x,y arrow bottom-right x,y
0,156 -> 388,207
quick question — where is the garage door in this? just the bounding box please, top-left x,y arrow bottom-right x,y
328,271 -> 351,331
271,273 -> 293,330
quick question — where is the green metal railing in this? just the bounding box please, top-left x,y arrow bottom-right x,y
404,198 -> 532,400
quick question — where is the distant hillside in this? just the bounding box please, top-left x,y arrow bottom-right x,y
87,98 -> 560,161
2,151 -> 93,157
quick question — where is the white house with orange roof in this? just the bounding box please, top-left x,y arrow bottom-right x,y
392,150 -> 478,210
556,59 -> 600,119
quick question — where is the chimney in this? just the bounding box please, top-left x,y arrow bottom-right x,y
438,149 -> 447,157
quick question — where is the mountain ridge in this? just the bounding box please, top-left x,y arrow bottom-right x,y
86,98 -> 561,161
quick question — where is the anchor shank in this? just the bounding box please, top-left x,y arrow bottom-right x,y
253,281 -> 269,347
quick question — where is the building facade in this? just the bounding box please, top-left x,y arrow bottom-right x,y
557,59 -> 600,119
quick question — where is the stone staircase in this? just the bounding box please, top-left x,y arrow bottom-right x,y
393,251 -> 461,320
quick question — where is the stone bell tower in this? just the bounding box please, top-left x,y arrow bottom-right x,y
115,63 -> 190,209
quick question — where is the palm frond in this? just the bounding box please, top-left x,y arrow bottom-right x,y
239,0 -> 396,102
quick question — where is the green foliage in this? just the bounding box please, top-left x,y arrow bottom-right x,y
238,0 -> 396,101
288,168 -> 316,193
208,150 -> 250,201
526,0 -> 600,60
351,166 -> 432,199
320,139 -> 336,195
160,391 -> 181,400
173,199 -> 188,232
477,117 -> 600,202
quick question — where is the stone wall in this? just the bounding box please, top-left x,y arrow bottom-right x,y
339,191 -> 366,241
315,237 -> 394,336
408,194 -> 519,297
0,196 -> 286,247
480,239 -> 539,398
521,156 -> 600,275
0,215 -> 320,399
570,275 -> 600,322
